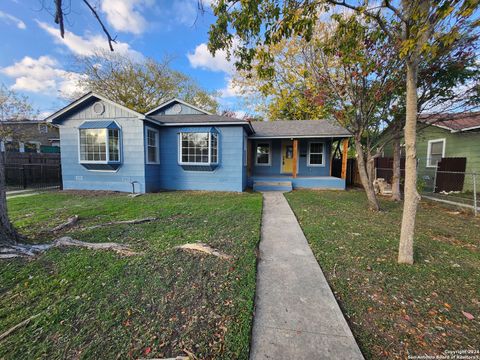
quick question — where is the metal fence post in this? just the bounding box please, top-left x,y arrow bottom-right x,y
473,173 -> 477,217
22,166 -> 27,189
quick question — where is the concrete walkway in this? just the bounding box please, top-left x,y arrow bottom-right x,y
250,192 -> 363,360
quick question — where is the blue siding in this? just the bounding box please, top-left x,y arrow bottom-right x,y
144,123 -> 163,192
57,101 -> 146,193
157,126 -> 245,192
251,138 -> 331,177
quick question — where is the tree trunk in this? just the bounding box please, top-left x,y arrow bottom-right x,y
0,151 -> 19,246
354,138 -> 380,211
398,61 -> 421,264
391,134 -> 402,201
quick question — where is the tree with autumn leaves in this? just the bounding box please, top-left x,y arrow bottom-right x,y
208,0 -> 480,264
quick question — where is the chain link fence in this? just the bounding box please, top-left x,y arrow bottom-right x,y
375,157 -> 479,216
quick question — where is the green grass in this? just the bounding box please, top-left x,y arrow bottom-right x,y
285,189 -> 480,360
1,190 -> 262,359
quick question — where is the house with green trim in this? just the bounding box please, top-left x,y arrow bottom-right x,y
382,112 -> 480,192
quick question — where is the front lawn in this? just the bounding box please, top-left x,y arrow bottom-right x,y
1,191 -> 262,359
286,190 -> 480,360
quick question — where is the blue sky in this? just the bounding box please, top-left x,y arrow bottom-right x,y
0,0 -> 242,117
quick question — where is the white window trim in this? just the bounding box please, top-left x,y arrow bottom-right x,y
307,141 -> 325,167
178,132 -> 219,166
78,122 -> 122,164
145,126 -> 160,164
426,138 -> 446,168
255,141 -> 272,166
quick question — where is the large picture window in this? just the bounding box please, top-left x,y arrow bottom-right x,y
80,128 -> 120,163
308,142 -> 324,166
255,143 -> 271,166
146,128 -> 159,164
179,132 -> 218,165
427,138 -> 445,167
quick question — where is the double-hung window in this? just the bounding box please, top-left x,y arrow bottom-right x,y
308,142 -> 324,166
146,127 -> 160,164
79,121 -> 121,170
255,143 -> 271,166
427,138 -> 445,167
179,132 -> 218,165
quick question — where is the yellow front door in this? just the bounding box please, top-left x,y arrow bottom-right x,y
281,140 -> 294,173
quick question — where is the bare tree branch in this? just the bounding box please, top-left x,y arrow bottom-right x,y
82,0 -> 117,51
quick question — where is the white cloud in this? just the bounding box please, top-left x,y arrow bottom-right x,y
219,77 -> 243,98
187,43 -> 234,73
101,0 -> 152,34
0,10 -> 26,29
37,21 -> 142,59
0,56 -> 86,99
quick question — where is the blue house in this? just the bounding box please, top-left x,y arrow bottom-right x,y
46,93 -> 351,193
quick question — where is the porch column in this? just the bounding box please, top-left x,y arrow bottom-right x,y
292,139 -> 298,178
247,140 -> 252,177
341,138 -> 349,179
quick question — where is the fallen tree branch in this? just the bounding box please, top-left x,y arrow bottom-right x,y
175,243 -> 232,260
0,313 -> 41,341
52,237 -> 138,256
0,236 -> 138,259
51,215 -> 79,232
81,217 -> 157,231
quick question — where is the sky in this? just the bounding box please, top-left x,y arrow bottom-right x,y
0,0 -> 242,118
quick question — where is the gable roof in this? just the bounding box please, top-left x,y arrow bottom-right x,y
44,92 -> 145,123
145,98 -> 213,116
419,112 -> 480,132
249,120 -> 352,138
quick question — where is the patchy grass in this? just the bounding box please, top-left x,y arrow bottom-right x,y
285,189 -> 480,360
1,190 -> 262,359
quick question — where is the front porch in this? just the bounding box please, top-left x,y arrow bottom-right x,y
248,175 -> 346,190
246,136 -> 349,191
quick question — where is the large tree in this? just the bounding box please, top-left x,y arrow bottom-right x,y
208,0 -> 480,264
234,17 -> 402,210
74,51 -> 219,114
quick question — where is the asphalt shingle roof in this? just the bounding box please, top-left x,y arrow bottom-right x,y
420,112 -> 480,132
250,120 -> 351,138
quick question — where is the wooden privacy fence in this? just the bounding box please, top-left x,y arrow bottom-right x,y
374,156 -> 469,193
5,152 -> 60,165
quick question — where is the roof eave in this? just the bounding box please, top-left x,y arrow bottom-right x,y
145,98 -> 213,116
248,134 -> 352,139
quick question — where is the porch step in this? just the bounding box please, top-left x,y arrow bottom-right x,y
253,181 -> 293,192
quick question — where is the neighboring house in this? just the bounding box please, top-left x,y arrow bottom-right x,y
46,92 -> 351,193
0,120 -> 60,153
382,112 -> 480,191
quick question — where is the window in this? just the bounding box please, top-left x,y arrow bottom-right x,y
146,128 -> 159,164
427,138 -> 445,167
255,142 -> 271,166
308,142 -> 324,166
179,132 -> 218,165
38,123 -> 48,134
79,128 -> 120,163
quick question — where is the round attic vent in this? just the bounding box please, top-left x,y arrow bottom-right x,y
172,103 -> 182,114
93,101 -> 105,115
